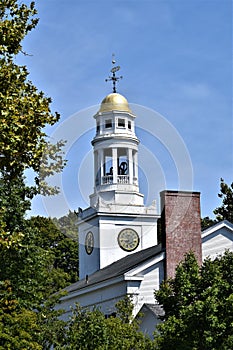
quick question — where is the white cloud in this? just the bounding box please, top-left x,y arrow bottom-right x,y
175,82 -> 213,99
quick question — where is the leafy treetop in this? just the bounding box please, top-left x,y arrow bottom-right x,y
213,178 -> 233,223
201,178 -> 233,229
0,0 -> 38,57
154,251 -> 233,350
0,0 -> 65,194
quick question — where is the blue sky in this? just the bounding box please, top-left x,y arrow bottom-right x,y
18,0 -> 232,219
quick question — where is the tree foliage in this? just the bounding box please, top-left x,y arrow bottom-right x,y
201,215 -> 217,230
0,2 -> 69,348
0,0 -> 65,194
0,172 -> 30,234
0,280 -> 65,350
53,210 -> 79,241
0,0 -> 38,57
0,204 -> 81,349
57,297 -> 155,350
0,211 -> 79,349
154,251 -> 233,350
213,178 -> 233,223
201,178 -> 233,229
28,215 -> 79,284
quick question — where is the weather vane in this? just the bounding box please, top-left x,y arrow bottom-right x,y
105,54 -> 123,93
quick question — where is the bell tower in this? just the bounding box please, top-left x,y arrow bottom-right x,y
78,60 -> 159,280
90,92 -> 144,209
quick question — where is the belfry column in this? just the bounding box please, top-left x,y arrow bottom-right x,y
100,149 -> 104,185
133,151 -> 139,185
94,151 -> 98,186
112,148 -> 118,184
128,148 -> 133,184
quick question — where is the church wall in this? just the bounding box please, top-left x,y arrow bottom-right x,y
59,279 -> 130,321
79,211 -> 158,279
98,215 -> 158,268
130,261 -> 164,317
139,311 -> 161,339
202,227 -> 233,260
141,220 -> 158,249
99,219 -> 142,267
78,216 -> 100,279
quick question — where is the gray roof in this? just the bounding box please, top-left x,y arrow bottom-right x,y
65,243 -> 163,294
202,219 -> 233,234
141,303 -> 165,317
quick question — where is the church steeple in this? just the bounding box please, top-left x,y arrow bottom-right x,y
78,63 -> 158,280
90,83 -> 143,209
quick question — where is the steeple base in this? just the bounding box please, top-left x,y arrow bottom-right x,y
90,188 -> 144,209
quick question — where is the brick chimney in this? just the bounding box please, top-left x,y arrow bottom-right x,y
160,190 -> 202,278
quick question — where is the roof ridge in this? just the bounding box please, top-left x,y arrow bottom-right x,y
202,219 -> 233,233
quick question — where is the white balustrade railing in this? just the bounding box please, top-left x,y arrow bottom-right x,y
102,175 -> 113,184
117,175 -> 129,184
101,175 -> 130,185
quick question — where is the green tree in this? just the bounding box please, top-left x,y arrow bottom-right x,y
0,172 -> 30,234
0,221 -> 65,307
0,0 -> 68,304
53,210 -> 79,241
213,178 -> 233,223
0,1 -> 67,348
0,280 -> 41,350
0,279 -> 66,350
201,179 -> 233,230
201,216 -> 217,230
58,297 -> 155,350
28,215 -> 79,284
0,0 -> 66,245
0,1 -> 65,185
154,251 -> 233,350
0,200 -> 71,349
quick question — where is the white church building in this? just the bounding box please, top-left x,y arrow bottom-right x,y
59,66 -> 233,337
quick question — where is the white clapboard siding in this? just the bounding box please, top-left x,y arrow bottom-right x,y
202,221 -> 233,261
138,261 -> 164,304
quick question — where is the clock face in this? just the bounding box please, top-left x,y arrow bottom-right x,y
85,231 -> 94,255
118,228 -> 139,252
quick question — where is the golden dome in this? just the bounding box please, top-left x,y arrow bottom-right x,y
99,93 -> 132,113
